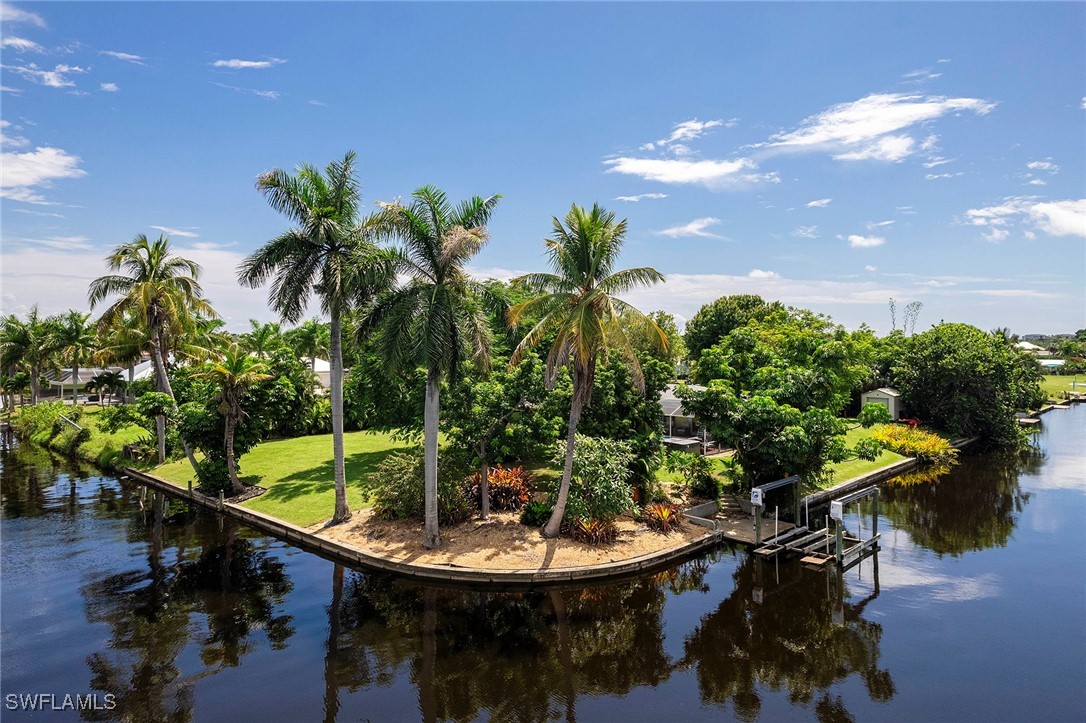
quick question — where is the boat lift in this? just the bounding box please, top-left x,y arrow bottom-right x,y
829,485 -> 880,566
750,475 -> 802,548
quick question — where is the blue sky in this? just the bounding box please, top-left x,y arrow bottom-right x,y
2,1 -> 1084,334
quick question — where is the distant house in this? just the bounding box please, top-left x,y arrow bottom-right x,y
659,383 -> 717,454
1015,341 -> 1048,355
860,387 -> 902,421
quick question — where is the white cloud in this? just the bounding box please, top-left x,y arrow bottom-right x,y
99,82 -> 120,92
747,269 -> 780,279
212,82 -> 280,100
308,99 -> 327,106
896,205 -> 917,214
1,62 -> 87,88
848,234 -> 885,248
965,197 -> 1086,240
655,217 -> 726,239
0,120 -> 29,148
212,57 -> 286,70
925,171 -> 964,180
1082,97 -> 1086,110
762,93 -> 994,163
12,208 -> 64,218
864,265 -> 878,272
1029,200 -> 1086,238
0,2 -> 46,27
1028,178 -> 1047,186
149,225 -> 200,238
662,118 -> 724,144
613,193 -> 668,202
1,85 -> 23,94
867,220 -> 895,229
982,227 -> 1009,243
603,156 -> 775,188
6,234 -> 92,250
791,225 -> 819,238
100,50 -> 146,65
923,157 -> 953,168
0,145 -> 86,204
902,67 -> 942,82
1,36 -> 44,52
1026,159 -> 1059,173
806,198 -> 832,208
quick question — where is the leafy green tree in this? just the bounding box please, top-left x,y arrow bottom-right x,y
197,346 -> 272,495
287,317 -> 330,371
240,319 -> 285,358
88,234 -> 215,465
239,151 -> 396,524
93,309 -> 150,402
684,294 -> 782,361
892,323 -> 1043,446
509,203 -> 665,538
543,434 -> 636,525
365,185 -> 501,548
0,306 -> 62,404
56,310 -> 97,404
625,310 -> 685,366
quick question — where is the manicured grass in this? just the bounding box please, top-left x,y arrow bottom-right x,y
822,424 -> 907,488
153,429 -> 414,527
1041,374 -> 1084,401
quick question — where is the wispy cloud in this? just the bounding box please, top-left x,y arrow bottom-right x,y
760,93 -> 995,163
212,57 -> 287,70
308,99 -> 327,107
867,220 -> 895,230
149,225 -> 199,238
12,208 -> 64,218
0,119 -> 29,148
614,193 -> 668,202
7,234 -> 92,251
0,144 -> 86,204
655,217 -> 726,239
99,82 -> 119,92
848,234 -> 886,248
806,198 -> 832,208
100,50 -> 146,65
791,225 -> 819,239
925,171 -> 964,180
0,2 -> 46,28
1,62 -> 87,88
902,67 -> 942,82
747,269 -> 780,279
965,197 -> 1086,239
212,82 -> 280,100
1,36 -> 44,53
604,156 -> 775,189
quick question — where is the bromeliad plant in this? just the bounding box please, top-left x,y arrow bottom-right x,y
470,465 -> 532,512
641,502 -> 684,533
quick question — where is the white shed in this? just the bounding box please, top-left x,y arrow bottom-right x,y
861,387 -> 902,421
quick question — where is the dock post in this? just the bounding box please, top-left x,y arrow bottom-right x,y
218,491 -> 224,511
835,518 -> 843,565
872,490 -> 879,538
754,504 -> 762,545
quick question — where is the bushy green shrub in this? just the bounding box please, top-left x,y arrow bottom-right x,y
12,401 -> 66,440
471,465 -> 532,511
370,448 -> 473,525
519,500 -> 552,527
665,450 -> 720,499
544,435 -> 637,526
195,458 -> 235,496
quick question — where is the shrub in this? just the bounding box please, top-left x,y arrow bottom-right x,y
196,458 -> 235,496
641,502 -> 684,533
471,465 -> 532,512
544,435 -> 637,526
570,518 -> 618,545
519,500 -> 552,527
666,450 -> 721,499
370,448 -> 473,525
12,401 -> 66,440
872,424 -> 959,465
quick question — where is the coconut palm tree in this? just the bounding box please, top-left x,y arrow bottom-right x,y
240,320 -> 284,359
56,310 -> 97,405
509,203 -> 666,539
0,306 -> 62,404
239,151 -> 397,525
94,310 -> 150,403
364,185 -> 501,549
198,346 -> 272,495
88,234 -> 215,464
287,318 -> 330,372
88,370 -> 126,406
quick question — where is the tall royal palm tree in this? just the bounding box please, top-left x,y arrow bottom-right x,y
509,203 -> 666,539
239,151 -> 396,525
88,234 -> 215,464
56,310 -> 97,405
0,306 -> 62,404
198,346 -> 272,495
365,185 -> 501,549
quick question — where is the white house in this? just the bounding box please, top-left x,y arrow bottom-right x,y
860,387 -> 902,421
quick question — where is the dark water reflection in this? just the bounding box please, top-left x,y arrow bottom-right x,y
2,406 -> 1084,721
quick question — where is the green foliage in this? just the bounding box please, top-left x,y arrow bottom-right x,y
370,448 -> 473,525
641,502 -> 684,533
684,294 -> 783,361
892,323 -> 1042,447
11,401 -> 66,440
470,465 -> 532,511
857,402 -> 892,428
872,425 -> 959,465
544,435 -> 636,524
665,451 -> 719,498
519,500 -> 553,527
135,391 -> 176,419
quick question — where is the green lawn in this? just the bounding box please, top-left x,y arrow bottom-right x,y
821,424 -> 907,489
153,429 -> 413,527
1041,374 -> 1084,401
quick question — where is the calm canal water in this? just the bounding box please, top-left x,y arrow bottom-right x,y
2,406 -> 1084,721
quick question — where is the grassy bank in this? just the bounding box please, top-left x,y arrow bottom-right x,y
1041,374 -> 1083,400
153,429 -> 413,527
9,402 -> 149,468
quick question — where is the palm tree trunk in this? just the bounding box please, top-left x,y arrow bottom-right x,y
419,587 -> 438,723
323,564 -> 344,723
330,315 -> 350,524
151,325 -> 199,472
72,363 -> 79,405
30,366 -> 39,405
543,374 -> 586,539
127,361 -> 135,403
423,370 -> 441,549
225,411 -> 243,496
480,455 -> 490,521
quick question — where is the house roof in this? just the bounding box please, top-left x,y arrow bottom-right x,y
1015,341 -> 1046,351
659,382 -> 706,418
862,387 -> 901,398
